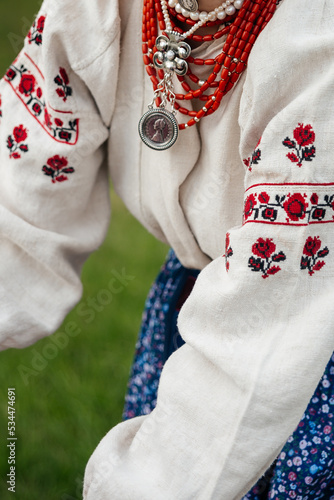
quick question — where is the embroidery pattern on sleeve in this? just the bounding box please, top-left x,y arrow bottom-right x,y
283,123 -> 316,167
243,138 -> 262,172
300,237 -> 329,276
4,53 -> 79,145
0,94 -> 2,118
54,68 -> 72,102
244,193 -> 258,221
42,155 -> 75,184
27,15 -> 46,46
224,232 -> 233,272
243,184 -> 334,226
7,125 -> 28,159
248,238 -> 286,279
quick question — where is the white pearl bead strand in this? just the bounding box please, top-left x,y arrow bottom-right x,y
166,0 -> 244,37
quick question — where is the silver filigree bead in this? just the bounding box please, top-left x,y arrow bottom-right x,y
153,34 -> 191,76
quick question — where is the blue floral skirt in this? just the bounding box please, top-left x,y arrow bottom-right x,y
123,250 -> 334,499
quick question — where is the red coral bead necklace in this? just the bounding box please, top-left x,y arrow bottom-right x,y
138,0 -> 277,150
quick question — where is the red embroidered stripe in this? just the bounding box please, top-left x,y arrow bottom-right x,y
245,182 -> 334,193
243,184 -> 334,226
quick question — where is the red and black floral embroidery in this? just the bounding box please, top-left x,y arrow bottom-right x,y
243,185 -> 334,226
243,138 -> 262,172
283,192 -> 308,222
4,55 -> 79,145
248,238 -> 286,279
43,107 -> 78,143
54,68 -> 72,102
27,15 -> 46,46
42,155 -> 75,184
244,193 -> 258,221
300,236 -> 329,276
283,124 -> 316,167
7,125 -> 28,159
224,232 -> 233,272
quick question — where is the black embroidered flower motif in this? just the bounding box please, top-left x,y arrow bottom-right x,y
248,238 -> 286,279
42,155 -> 75,184
27,15 -> 46,46
224,232 -> 233,272
54,68 -> 72,102
243,138 -> 262,172
7,124 -> 28,159
0,94 -> 2,118
283,123 -> 316,167
300,236 -> 329,276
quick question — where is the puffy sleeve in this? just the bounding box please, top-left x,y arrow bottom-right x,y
83,1 -> 334,499
0,0 -> 120,349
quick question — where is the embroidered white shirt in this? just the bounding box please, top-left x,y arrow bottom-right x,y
0,0 -> 333,498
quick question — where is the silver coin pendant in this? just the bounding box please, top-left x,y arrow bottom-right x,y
138,108 -> 179,151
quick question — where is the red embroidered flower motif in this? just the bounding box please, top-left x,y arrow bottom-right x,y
294,124 -> 315,147
44,108 -> 52,128
7,125 -> 29,159
58,130 -> 72,142
300,236 -> 329,276
310,193 -> 318,205
54,67 -> 72,102
19,74 -> 36,96
283,193 -> 308,222
36,16 -> 46,33
223,232 -> 233,272
283,124 -> 316,167
42,155 -> 75,184
5,67 -> 16,81
27,15 -> 46,46
252,238 -> 276,259
13,125 -> 27,143
258,192 -> 269,204
244,194 -> 257,220
243,137 -> 262,172
32,102 -> 42,116
303,236 -> 321,256
249,238 -> 286,279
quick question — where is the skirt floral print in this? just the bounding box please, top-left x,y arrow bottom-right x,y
123,250 -> 334,499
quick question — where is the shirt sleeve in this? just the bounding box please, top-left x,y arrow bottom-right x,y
0,0 -> 120,349
83,2 -> 334,499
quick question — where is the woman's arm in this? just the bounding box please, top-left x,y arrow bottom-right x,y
0,0 -> 120,349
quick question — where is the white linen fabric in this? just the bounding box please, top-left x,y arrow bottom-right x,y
0,0 -> 334,498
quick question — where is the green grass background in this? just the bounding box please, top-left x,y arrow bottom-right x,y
0,2 -> 168,498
